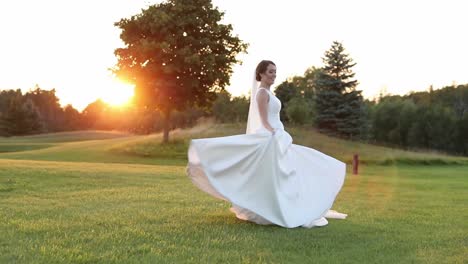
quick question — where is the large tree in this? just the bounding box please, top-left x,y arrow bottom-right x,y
113,0 -> 248,142
314,41 -> 366,138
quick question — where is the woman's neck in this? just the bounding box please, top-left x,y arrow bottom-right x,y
259,82 -> 271,89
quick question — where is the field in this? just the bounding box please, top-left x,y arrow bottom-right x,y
1,123 -> 467,263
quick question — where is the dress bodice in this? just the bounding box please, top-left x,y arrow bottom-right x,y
256,87 -> 284,132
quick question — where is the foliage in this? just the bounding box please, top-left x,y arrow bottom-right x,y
314,41 -> 366,139
113,0 -> 248,142
24,86 -> 64,131
275,67 -> 320,122
62,104 -> 83,131
211,90 -> 248,123
285,97 -> 311,125
0,94 -> 45,136
0,86 -> 84,136
370,84 -> 468,155
275,80 -> 300,122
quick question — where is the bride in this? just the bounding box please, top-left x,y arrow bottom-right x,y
187,60 -> 347,228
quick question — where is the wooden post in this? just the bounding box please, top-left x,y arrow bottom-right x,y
353,154 -> 359,175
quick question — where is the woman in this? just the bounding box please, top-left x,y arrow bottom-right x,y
187,60 -> 347,228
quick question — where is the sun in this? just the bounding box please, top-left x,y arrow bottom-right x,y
99,79 -> 135,107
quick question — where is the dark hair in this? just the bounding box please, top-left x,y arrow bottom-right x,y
255,60 -> 276,81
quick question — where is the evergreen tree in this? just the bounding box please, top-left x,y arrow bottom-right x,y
314,41 -> 366,138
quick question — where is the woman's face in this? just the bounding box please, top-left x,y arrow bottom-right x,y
260,64 -> 277,85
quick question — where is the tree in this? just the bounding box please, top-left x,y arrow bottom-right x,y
398,99 -> 417,147
454,112 -> 468,155
314,41 -> 365,138
301,66 -> 321,100
371,99 -> 400,143
0,89 -> 22,113
211,90 -> 231,123
275,67 -> 321,123
211,90 -> 248,123
24,85 -> 64,132
335,90 -> 366,138
113,0 -> 248,142
1,95 -> 45,136
62,104 -> 83,131
274,80 -> 300,122
285,97 -> 311,125
367,84 -> 468,155
81,99 -> 110,129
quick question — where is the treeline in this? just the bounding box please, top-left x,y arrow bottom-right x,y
214,83 -> 468,156
0,87 -> 72,135
1,83 -> 467,156
1,40 -> 467,156
0,86 -> 205,136
369,85 -> 468,155
271,41 -> 467,156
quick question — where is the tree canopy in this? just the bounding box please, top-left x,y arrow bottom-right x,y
113,0 -> 248,142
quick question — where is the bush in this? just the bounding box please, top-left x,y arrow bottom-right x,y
285,97 -> 312,125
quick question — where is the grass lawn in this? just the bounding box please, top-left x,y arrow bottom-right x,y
0,124 -> 467,263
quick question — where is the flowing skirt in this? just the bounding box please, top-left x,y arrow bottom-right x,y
186,129 -> 347,228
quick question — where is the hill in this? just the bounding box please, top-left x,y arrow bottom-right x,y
1,123 -> 467,166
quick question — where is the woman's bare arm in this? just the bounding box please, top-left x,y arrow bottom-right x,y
256,89 -> 275,133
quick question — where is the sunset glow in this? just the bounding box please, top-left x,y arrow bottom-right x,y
98,79 -> 135,107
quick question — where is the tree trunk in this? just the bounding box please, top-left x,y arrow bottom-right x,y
162,109 -> 171,143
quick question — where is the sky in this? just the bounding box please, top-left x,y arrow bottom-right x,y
0,0 -> 467,111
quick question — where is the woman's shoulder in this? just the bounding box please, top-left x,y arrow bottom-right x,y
257,87 -> 271,94
256,88 -> 270,97
256,88 -> 270,103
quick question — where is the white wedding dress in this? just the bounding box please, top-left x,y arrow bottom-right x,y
187,87 -> 347,228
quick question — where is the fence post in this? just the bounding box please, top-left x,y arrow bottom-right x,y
353,154 -> 359,175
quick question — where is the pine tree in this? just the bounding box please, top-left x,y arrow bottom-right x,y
314,41 -> 366,138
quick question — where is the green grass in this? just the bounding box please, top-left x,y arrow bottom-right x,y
0,130 -> 184,166
110,123 -> 468,166
1,123 -> 467,166
0,123 -> 467,263
0,143 -> 55,153
0,130 -> 131,143
0,131 -> 128,153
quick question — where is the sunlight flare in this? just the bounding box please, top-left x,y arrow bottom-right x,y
99,79 -> 134,107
